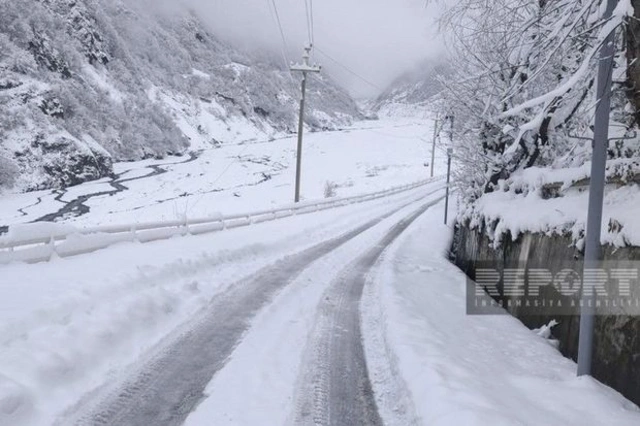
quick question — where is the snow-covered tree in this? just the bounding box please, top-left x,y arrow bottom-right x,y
0,154 -> 18,189
437,0 -> 635,202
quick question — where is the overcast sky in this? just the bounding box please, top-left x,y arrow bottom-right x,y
180,0 -> 445,98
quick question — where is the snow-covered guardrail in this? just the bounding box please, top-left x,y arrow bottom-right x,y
0,178 -> 439,264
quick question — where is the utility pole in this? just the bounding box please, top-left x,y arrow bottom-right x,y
444,147 -> 452,225
291,45 -> 321,203
577,0 -> 618,377
430,117 -> 439,178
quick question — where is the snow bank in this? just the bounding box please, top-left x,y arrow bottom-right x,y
461,157 -> 640,248
363,201 -> 640,425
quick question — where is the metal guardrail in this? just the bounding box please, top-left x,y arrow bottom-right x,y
0,178 -> 439,264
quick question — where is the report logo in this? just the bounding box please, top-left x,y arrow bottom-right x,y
467,262 -> 640,315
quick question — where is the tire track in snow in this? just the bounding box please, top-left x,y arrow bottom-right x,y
294,196 -> 443,426
58,189 -> 442,426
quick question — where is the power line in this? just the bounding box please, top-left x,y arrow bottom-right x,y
266,0 -> 296,84
314,47 -> 384,92
309,0 -> 315,45
269,0 -> 289,55
267,0 -> 291,66
303,0 -> 313,46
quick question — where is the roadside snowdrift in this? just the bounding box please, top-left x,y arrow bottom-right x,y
363,201 -> 640,425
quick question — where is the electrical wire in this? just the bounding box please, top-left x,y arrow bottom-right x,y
266,0 -> 296,85
267,0 -> 291,67
303,0 -> 313,46
314,46 -> 384,92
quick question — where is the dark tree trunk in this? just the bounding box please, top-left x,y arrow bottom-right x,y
484,96 -> 561,193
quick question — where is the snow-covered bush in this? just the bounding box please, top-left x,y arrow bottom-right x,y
324,181 -> 338,198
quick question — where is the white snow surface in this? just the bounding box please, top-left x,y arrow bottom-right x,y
463,158 -> 640,248
362,201 -> 640,426
0,185 -> 434,426
0,119 -> 445,229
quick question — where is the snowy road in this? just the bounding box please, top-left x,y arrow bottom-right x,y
4,178 -> 640,426
293,198 -> 440,426
51,185 -> 444,426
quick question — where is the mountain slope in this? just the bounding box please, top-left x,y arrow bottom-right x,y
0,0 -> 362,192
371,61 -> 445,119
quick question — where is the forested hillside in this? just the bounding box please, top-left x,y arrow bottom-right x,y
0,0 -> 362,192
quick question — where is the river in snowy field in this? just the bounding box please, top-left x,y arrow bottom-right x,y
0,119 -> 443,230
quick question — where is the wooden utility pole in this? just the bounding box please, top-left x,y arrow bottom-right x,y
291,45 -> 321,203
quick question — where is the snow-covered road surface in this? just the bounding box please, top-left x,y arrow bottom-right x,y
0,179 -> 443,425
3,119 -> 640,425
182,200 -> 640,426
58,189 -> 444,426
2,177 -> 640,425
293,198 -> 440,426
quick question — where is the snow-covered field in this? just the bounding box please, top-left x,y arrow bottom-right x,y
0,119 -> 446,229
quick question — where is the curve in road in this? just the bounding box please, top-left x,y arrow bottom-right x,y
58,190 -> 441,426
293,197 -> 443,426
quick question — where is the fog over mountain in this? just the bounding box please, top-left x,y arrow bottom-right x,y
174,0 -> 446,98
371,60 -> 448,119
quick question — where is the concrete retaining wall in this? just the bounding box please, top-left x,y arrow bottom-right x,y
451,223 -> 640,406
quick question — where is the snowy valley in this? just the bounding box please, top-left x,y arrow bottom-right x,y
3,0 -> 640,425
0,0 -> 361,192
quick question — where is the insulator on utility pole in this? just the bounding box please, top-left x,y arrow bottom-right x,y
290,45 -> 321,203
